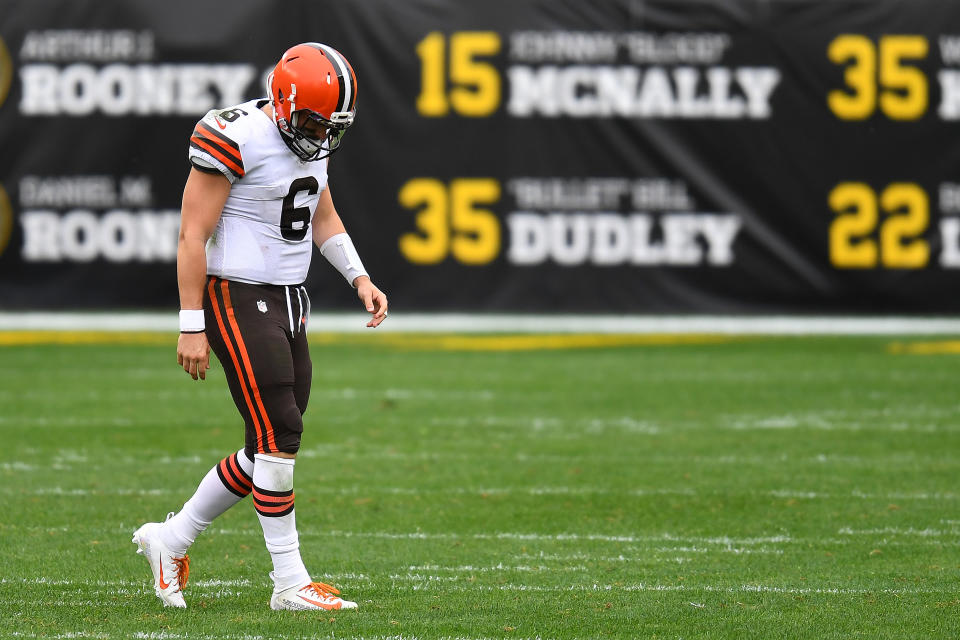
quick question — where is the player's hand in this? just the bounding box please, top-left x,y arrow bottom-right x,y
354,276 -> 388,328
177,332 -> 211,380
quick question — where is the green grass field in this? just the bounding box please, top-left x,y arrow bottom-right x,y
1,332 -> 959,639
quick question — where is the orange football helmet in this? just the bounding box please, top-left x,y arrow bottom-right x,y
267,42 -> 358,161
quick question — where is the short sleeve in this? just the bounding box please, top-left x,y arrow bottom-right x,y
188,115 -> 245,183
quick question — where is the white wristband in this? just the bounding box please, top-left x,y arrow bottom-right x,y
179,309 -> 205,333
319,232 -> 369,287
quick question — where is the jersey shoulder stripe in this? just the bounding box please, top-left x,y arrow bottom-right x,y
190,121 -> 245,179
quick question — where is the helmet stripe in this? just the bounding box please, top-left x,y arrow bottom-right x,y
313,43 -> 352,113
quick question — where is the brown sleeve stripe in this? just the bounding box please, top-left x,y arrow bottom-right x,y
193,120 -> 240,151
196,121 -> 241,151
192,123 -> 243,165
190,137 -> 244,179
190,122 -> 244,177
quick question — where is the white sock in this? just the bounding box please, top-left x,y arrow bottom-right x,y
253,453 -> 310,592
159,448 -> 254,555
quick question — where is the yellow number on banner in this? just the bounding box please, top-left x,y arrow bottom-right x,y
449,33 -> 501,116
879,36 -> 929,120
416,32 -> 448,117
828,35 -> 876,120
450,179 -> 501,264
399,179 -> 449,264
829,183 -> 878,267
399,178 -> 501,265
829,183 -> 930,269
828,35 -> 928,120
415,32 -> 501,117
880,183 -> 929,268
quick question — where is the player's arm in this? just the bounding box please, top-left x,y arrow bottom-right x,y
177,168 -> 231,379
312,185 -> 388,328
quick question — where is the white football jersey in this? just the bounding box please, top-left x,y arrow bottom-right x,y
187,99 -> 328,285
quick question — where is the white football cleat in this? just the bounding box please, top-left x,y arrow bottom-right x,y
132,515 -> 190,608
270,578 -> 358,611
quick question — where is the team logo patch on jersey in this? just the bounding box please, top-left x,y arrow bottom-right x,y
257,300 -> 267,313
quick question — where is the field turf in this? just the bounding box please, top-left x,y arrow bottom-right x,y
0,332 -> 959,639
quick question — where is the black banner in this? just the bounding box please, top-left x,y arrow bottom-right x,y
2,0 -> 960,312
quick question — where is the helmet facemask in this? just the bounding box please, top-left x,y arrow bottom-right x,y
281,107 -> 354,161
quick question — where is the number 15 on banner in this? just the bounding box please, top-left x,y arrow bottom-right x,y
416,32 -> 501,117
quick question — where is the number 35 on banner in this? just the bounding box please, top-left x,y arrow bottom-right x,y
827,35 -> 929,120
398,178 -> 502,265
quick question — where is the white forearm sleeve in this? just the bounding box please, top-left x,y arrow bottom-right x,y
319,233 -> 369,287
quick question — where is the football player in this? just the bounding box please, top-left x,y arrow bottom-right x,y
133,42 -> 386,611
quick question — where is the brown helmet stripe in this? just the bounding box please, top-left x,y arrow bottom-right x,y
312,42 -> 354,113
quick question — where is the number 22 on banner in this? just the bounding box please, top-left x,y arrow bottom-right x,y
829,182 -> 929,268
398,178 -> 501,265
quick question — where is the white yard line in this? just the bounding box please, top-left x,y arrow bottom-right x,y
400,582 -> 943,595
311,388 -> 498,401
0,416 -> 136,427
837,526 -> 959,537
7,521 -> 958,549
4,487 -> 176,496
3,311 -> 960,334
6,485 -> 956,504
407,563 -> 589,572
2,577 -> 254,587
293,530 -> 796,545
723,418 -> 960,433
10,634 -> 113,639
3,576 -> 943,598
11,634 -> 557,640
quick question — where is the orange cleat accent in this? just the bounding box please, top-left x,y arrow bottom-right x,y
270,579 -> 357,611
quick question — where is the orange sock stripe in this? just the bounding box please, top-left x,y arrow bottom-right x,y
253,493 -> 295,505
253,488 -> 294,503
227,454 -> 253,489
220,280 -> 278,453
255,502 -> 295,515
216,458 -> 249,496
207,279 -> 266,450
253,487 -> 295,516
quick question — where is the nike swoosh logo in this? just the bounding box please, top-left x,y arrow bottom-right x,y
158,563 -> 171,590
297,594 -> 339,610
215,117 -> 227,130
